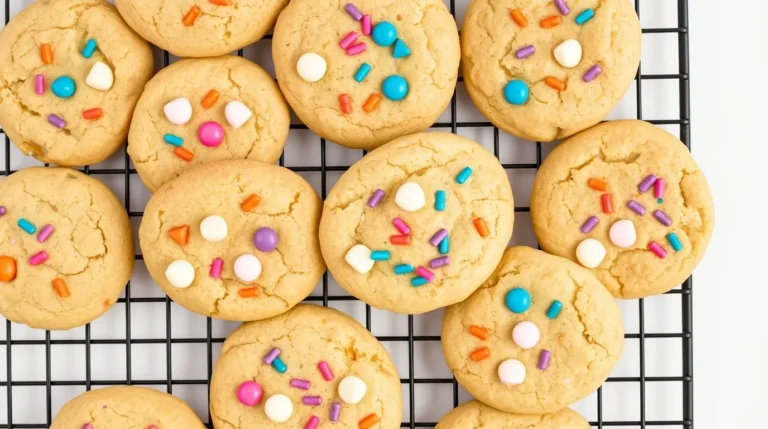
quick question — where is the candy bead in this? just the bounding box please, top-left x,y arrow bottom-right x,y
512,321 -> 540,349
498,359 -> 526,385
272,357 -> 287,373
456,167 -> 473,184
583,64 -> 603,82
82,39 -> 97,58
233,254 -> 262,282
580,216 -> 599,234
338,376 -> 367,404
34,74 -> 44,95
165,260 -> 195,288
82,108 -> 103,120
237,381 -> 263,406
545,76 -> 566,91
305,416 -> 320,429
183,6 -> 201,26
164,133 -> 183,147
638,174 -> 657,192
504,80 -> 529,105
411,276 -> 428,287
85,62 -> 114,91
392,39 -> 411,58
627,200 -> 646,215
382,75 -> 408,101
51,76 -> 76,98
225,101 -> 253,129
37,224 -> 54,242
318,361 -> 334,381
330,402 -> 341,422
198,121 -> 225,147
201,89 -> 219,109
40,44 -> 53,64
370,250 -> 390,261
510,8 -> 527,27
655,178 -> 666,199
415,266 -> 435,282
361,15 -> 372,36
553,39 -> 582,68
164,98 -> 193,125
48,114 -> 66,129
372,21 -> 397,47
17,218 -> 36,234
367,189 -> 385,208
210,258 -> 223,279
241,194 -> 261,212
667,232 -> 683,252
540,15 -> 562,28
264,348 -> 281,364
609,219 -> 637,248
439,236 -> 449,254
576,238 -> 606,268
340,31 -> 359,50
505,287 -> 531,314
470,347 -> 490,361
395,182 -> 426,211
392,217 -> 411,235
554,0 -> 570,14
254,227 -> 279,252
345,3 -> 363,20
653,210 -> 672,227
264,394 -> 293,423
200,215 -> 228,242
649,241 -> 667,259
346,244 -> 375,273
575,8 -> 595,25
435,190 -> 446,211
588,178 -> 607,191
538,350 -> 552,370
303,396 -> 322,406
174,147 -> 193,162
429,228 -> 449,246
601,193 -> 613,214
430,256 -> 450,269
474,218 -> 489,237
52,278 -> 70,298
339,94 -> 353,114
355,63 -> 372,82
469,325 -> 488,340
347,42 -> 367,56
291,378 -> 311,390
0,257 -> 17,282
515,45 -> 535,59
359,414 -> 379,429
239,287 -> 260,298
362,93 -> 381,112
394,264 -> 414,275
547,300 -> 563,319
390,235 -> 411,245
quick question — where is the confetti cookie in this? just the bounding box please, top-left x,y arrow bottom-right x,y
461,0 -> 641,142
442,246 -> 623,414
115,0 -> 289,57
210,305 -> 402,429
139,160 -> 324,321
0,0 -> 153,166
127,56 -> 289,192
0,168 -> 133,330
50,386 -> 206,428
435,400 -> 590,429
272,0 -> 460,150
319,132 -> 514,314
530,120 -> 715,298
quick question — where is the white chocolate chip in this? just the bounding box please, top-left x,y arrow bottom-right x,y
296,53 -> 328,83
225,101 -> 253,129
553,39 -> 583,69
511,321 -> 540,350
338,376 -> 368,404
165,260 -> 195,288
395,182 -> 426,212
498,359 -> 526,386
576,238 -> 606,268
233,254 -> 262,283
85,61 -> 114,91
345,244 -> 374,274
609,219 -> 637,248
264,394 -> 293,423
164,97 -> 193,125
200,215 -> 228,242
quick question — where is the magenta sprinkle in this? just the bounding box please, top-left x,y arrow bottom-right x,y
345,3 -> 363,20
35,74 -> 44,95
392,217 -> 411,235
415,266 -> 435,282
291,378 -> 311,390
627,200 -> 646,215
515,45 -> 535,59
367,189 -> 385,208
28,251 -> 48,266
554,0 -> 570,15
347,42 -> 367,56
210,258 -> 223,279
330,402 -> 342,422
653,210 -> 672,227
339,31 -> 359,49
48,114 -> 65,129
303,395 -> 323,406
655,178 -> 666,199
318,361 -> 334,381
0,206 -> 5,216
37,224 -> 54,242
429,228 -> 449,246
430,256 -> 450,269
538,350 -> 552,370
580,216 -> 599,234
638,174 -> 657,192
305,416 -> 320,429
583,64 -> 602,82
649,241 -> 667,259
362,15 -> 372,35
264,348 -> 281,365
82,424 -> 93,429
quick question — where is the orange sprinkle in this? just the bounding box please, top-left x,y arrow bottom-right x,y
239,287 -> 260,298
390,234 -> 411,245
588,178 -> 608,191
359,414 -> 379,429
82,108 -> 103,120
40,44 -> 53,65
362,93 -> 381,113
210,0 -> 230,4
174,147 -> 194,162
470,347 -> 490,361
473,218 -> 489,237
545,76 -> 567,91
168,225 -> 190,246
540,15 -> 561,28
469,325 -> 489,340
241,194 -> 261,212
201,89 -> 219,109
183,6 -> 201,26
601,193 -> 614,214
339,94 -> 352,114
510,8 -> 527,27
52,278 -> 70,298
104,299 -> 111,308
0,256 -> 17,282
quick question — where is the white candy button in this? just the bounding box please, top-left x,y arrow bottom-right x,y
200,215 -> 228,242
345,244 -> 374,274
395,182 -> 426,212
225,101 -> 253,129
264,394 -> 293,423
609,219 -> 637,248
164,97 -> 193,125
576,238 -> 606,268
553,39 -> 583,69
338,376 -> 368,404
498,359 -> 526,386
85,61 -> 114,91
233,254 -> 262,283
165,260 -> 195,288
297,53 -> 327,83
512,321 -> 540,349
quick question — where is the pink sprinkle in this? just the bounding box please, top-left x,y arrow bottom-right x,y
339,31 -> 359,49
392,217 -> 411,235
147,426 -> 158,429
291,378 -> 311,390
648,241 -> 668,259
35,74 -> 44,95
305,416 -> 320,429
82,424 -> 93,429
654,178 -> 666,199
347,42 -> 367,56
318,361 -> 334,381
415,266 -> 434,282
29,251 -> 48,266
362,15 -> 372,35
210,258 -> 223,278
303,395 -> 322,406
37,224 -> 54,242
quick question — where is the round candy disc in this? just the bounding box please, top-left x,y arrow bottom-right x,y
345,244 -> 374,274
200,215 -> 228,242
609,219 -> 637,248
394,182 -> 425,212
553,39 -> 583,69
164,97 -> 193,125
338,375 -> 367,405
165,260 -> 195,288
382,75 -> 409,101
576,238 -> 606,268
498,359 -> 526,385
233,254 -> 262,283
296,53 -> 327,83
225,101 -> 253,129
0,256 -> 17,282
253,227 -> 278,252
371,21 -> 397,46
237,381 -> 263,406
504,80 -> 529,105
51,76 -> 76,99
511,321 -> 540,349
505,287 -> 531,314
264,394 -> 293,423
85,61 -> 114,91
198,121 -> 225,147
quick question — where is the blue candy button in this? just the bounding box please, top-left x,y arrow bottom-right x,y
504,79 -> 529,105
51,76 -> 76,99
382,75 -> 408,101
505,287 -> 531,314
372,21 -> 397,47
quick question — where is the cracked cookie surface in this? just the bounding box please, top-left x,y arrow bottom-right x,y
319,132 -> 514,314
210,305 -> 402,429
0,0 -> 153,166
115,0 -> 289,57
127,56 -> 289,192
442,246 -> 623,414
50,386 -> 206,428
435,400 -> 590,429
461,0 -> 640,142
272,0 -> 460,150
139,160 -> 324,322
530,120 -> 715,298
0,167 -> 133,330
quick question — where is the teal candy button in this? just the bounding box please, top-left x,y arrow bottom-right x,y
504,80 -> 529,105
382,75 -> 408,101
51,76 -> 76,99
372,21 -> 397,47
505,287 -> 531,314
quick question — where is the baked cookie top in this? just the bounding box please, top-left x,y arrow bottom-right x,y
127,56 -> 290,192
115,0 -> 289,57
139,160 -> 325,322
319,132 -> 514,314
531,120 -> 715,298
0,168 -> 134,330
461,0 -> 640,142
272,0 -> 460,150
442,246 -> 623,414
436,400 -> 590,429
210,305 -> 402,429
0,0 -> 153,166
50,386 -> 206,428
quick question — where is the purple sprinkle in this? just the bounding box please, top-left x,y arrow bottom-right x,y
580,216 -> 599,234
37,224 -> 54,243
48,114 -> 66,129
515,45 -> 536,59
303,395 -> 323,406
638,174 -> 657,192
345,3 -> 363,20
582,64 -> 602,82
0,206 -> 6,216
627,200 -> 646,215
367,189 -> 385,208
653,210 -> 672,227
263,348 -> 281,365
538,350 -> 552,370
290,378 -> 311,390
554,0 -> 570,15
430,256 -> 450,269
330,402 -> 341,422
429,228 -> 449,246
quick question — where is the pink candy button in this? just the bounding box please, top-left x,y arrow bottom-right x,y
237,380 -> 263,406
198,121 -> 224,147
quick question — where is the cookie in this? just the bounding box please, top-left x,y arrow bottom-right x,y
461,0 -> 641,142
0,0 -> 153,166
530,120 -> 715,298
319,132 -> 514,314
272,0 -> 460,150
442,246 -> 623,414
115,0 -> 289,57
139,160 -> 324,321
435,400 -> 590,429
51,386 -> 205,428
0,168 -> 134,330
210,305 -> 402,428
127,56 -> 290,192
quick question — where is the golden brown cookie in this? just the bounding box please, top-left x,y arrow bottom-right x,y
436,400 -> 590,429
530,120 -> 715,298
0,0 -> 153,166
442,246 -> 623,414
461,0 -> 640,142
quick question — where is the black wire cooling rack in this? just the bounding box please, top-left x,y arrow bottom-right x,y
0,0 -> 693,427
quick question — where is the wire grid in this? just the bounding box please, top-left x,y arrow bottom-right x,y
0,0 -> 693,427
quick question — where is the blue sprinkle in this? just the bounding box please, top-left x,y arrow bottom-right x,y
17,218 -> 36,235
411,277 -> 428,287
354,63 -> 372,82
272,357 -> 287,373
667,233 -> 683,252
575,8 -> 595,25
392,39 -> 411,58
164,134 -> 184,147
371,21 -> 397,47
439,236 -> 449,255
370,250 -> 390,261
82,39 -> 97,58
546,300 -> 563,319
435,190 -> 446,211
394,264 -> 414,275
505,287 -> 531,314
504,79 -> 529,105
456,167 -> 473,184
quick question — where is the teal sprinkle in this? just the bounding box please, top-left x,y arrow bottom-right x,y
370,250 -> 390,261
411,276 -> 428,287
17,218 -> 36,235
435,190 -> 446,211
439,236 -> 449,255
657,198 -> 664,204
354,63 -> 372,82
666,232 -> 683,252
164,134 -> 184,147
547,300 -> 563,319
575,8 -> 595,25
456,167 -> 473,184
82,39 -> 97,58
272,357 -> 287,373
394,264 -> 414,275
